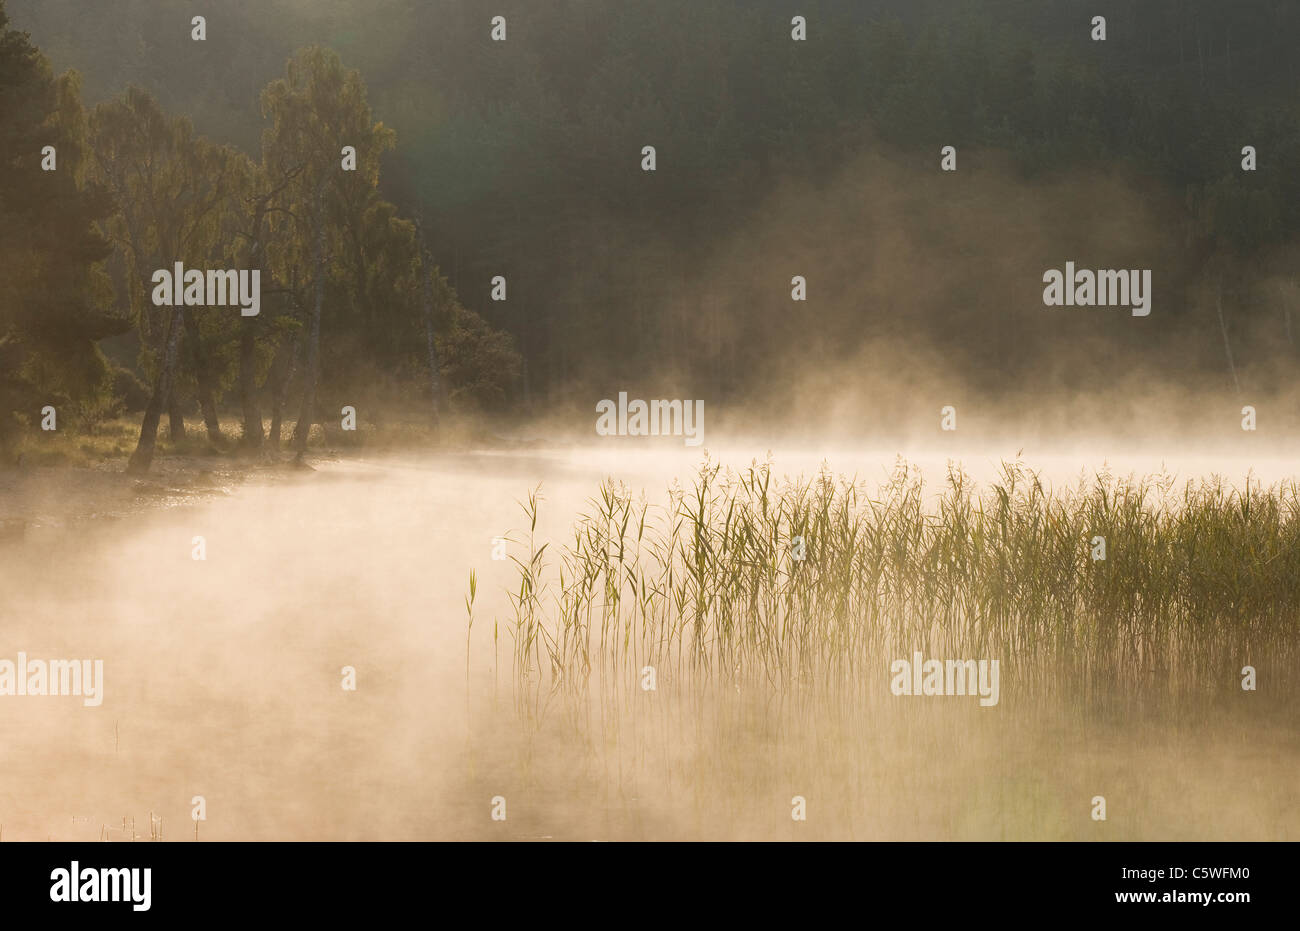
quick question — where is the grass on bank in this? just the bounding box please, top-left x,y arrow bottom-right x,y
7,411 -> 491,468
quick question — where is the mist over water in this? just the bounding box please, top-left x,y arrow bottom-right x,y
2,438 -> 1296,840
1,0 -> 1297,847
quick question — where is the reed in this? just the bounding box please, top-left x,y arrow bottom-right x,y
478,457 -> 1300,717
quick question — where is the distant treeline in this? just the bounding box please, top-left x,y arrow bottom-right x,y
4,0 -> 1300,439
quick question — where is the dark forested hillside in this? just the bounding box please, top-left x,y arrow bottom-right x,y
5,0 -> 1299,425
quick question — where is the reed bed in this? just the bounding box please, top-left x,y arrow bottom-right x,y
460,457 -> 1300,838
479,457 -> 1300,720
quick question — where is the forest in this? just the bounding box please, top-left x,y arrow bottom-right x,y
3,0 -> 1299,465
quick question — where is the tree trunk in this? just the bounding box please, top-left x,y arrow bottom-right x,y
146,262 -> 184,444
293,214 -> 326,458
240,207 -> 271,452
268,360 -> 285,451
238,318 -> 263,451
1215,274 -> 1241,396
167,383 -> 186,442
128,307 -> 185,473
182,307 -> 222,443
269,332 -> 299,451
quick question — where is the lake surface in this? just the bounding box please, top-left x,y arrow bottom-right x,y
0,443 -> 1295,840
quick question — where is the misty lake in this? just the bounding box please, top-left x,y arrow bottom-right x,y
1,444 -> 1296,840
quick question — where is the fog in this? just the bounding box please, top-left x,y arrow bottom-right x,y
1,0 -> 1296,842
2,439 -> 1296,840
